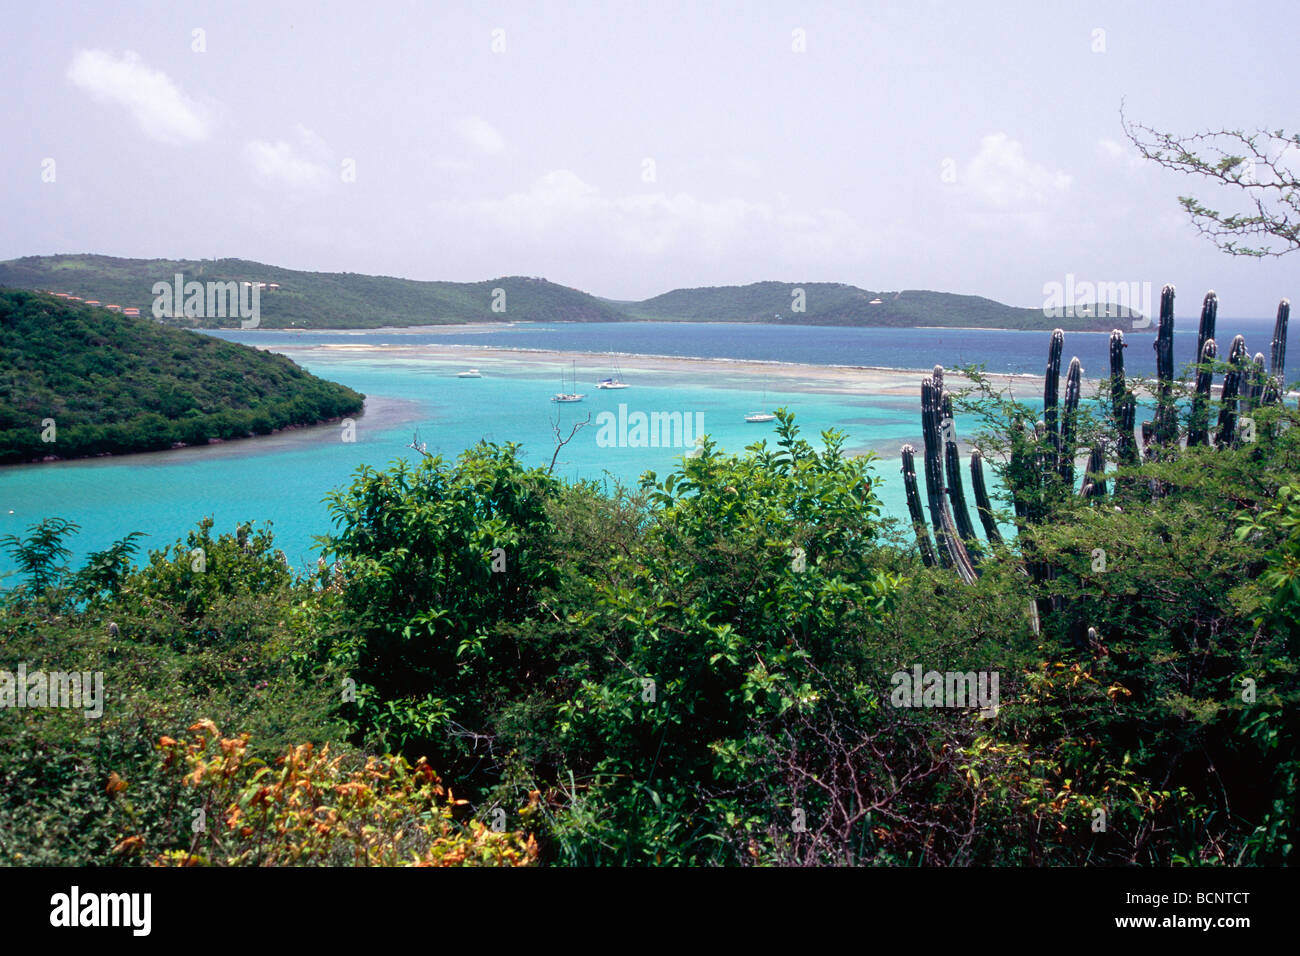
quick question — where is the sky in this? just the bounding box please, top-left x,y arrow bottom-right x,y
3,0 -> 1298,315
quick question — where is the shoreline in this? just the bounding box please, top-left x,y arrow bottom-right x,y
0,396 -> 421,470
272,340 -> 1049,398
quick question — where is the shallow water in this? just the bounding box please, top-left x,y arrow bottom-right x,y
2,316 -> 1283,578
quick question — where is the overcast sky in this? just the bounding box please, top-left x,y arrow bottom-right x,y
4,1 -> 1297,314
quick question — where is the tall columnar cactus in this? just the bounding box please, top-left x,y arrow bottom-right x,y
1153,284 -> 1178,445
942,391 -> 983,560
1187,338 -> 1219,447
969,449 -> 1003,546
1109,330 -> 1138,469
900,444 -> 936,567
1009,417 -> 1033,522
900,285 -> 1290,645
1033,418 -> 1051,511
921,376 -> 976,582
1215,335 -> 1249,448
1197,291 -> 1218,372
1264,298 -> 1290,406
1081,444 -> 1107,498
1059,357 -> 1082,484
1246,353 -> 1267,412
1044,329 -> 1063,466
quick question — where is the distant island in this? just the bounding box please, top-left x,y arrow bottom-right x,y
0,254 -> 1141,332
0,289 -> 364,465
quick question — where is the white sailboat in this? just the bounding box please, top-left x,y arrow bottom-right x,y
596,355 -> 629,389
744,387 -> 776,422
457,368 -> 482,378
551,361 -> 586,403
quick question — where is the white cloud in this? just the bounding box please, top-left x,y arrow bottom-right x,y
67,49 -> 211,144
455,116 -> 506,156
430,169 -> 876,265
963,133 -> 1073,207
243,125 -> 333,192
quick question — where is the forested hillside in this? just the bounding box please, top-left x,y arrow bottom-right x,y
0,255 -> 1130,331
0,256 -> 628,329
615,281 -> 1129,330
0,289 -> 364,463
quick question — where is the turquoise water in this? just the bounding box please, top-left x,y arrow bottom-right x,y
2,346 -> 983,578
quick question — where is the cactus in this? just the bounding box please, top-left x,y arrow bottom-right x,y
1009,417 -> 1033,522
1196,291 -> 1218,372
969,449 -> 1003,546
1109,330 -> 1138,490
920,378 -> 952,568
1265,298 -> 1290,405
1246,353 -> 1267,412
1060,357 -> 1082,484
1081,444 -> 1107,498
898,284 -> 1290,645
942,391 -> 983,560
1044,329 -> 1063,466
1153,284 -> 1178,445
900,444 -> 936,567
1215,335 -> 1249,448
921,376 -> 976,582
1187,338 -> 1218,447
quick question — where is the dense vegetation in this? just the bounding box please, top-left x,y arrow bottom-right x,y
0,256 -> 628,329
2,321 -> 1295,862
615,280 -> 1127,331
0,289 -> 364,464
0,255 -> 1122,331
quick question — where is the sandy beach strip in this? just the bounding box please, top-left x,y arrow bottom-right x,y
267,340 -> 1052,399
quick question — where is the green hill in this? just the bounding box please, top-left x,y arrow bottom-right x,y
615,281 -> 1135,331
0,255 -> 1138,331
0,288 -> 364,464
0,255 -> 626,329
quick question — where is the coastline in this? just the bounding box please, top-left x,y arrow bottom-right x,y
271,340 -> 1050,398
0,396 -> 419,470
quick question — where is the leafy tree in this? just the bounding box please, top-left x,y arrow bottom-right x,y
548,412 -> 900,863
1122,109 -> 1300,257
0,517 -> 79,599
320,442 -> 562,764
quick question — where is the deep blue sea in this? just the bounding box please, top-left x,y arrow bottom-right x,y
207,315 -> 1291,378
2,316 -> 1288,580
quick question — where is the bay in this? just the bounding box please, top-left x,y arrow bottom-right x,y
1,317 -> 1287,579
